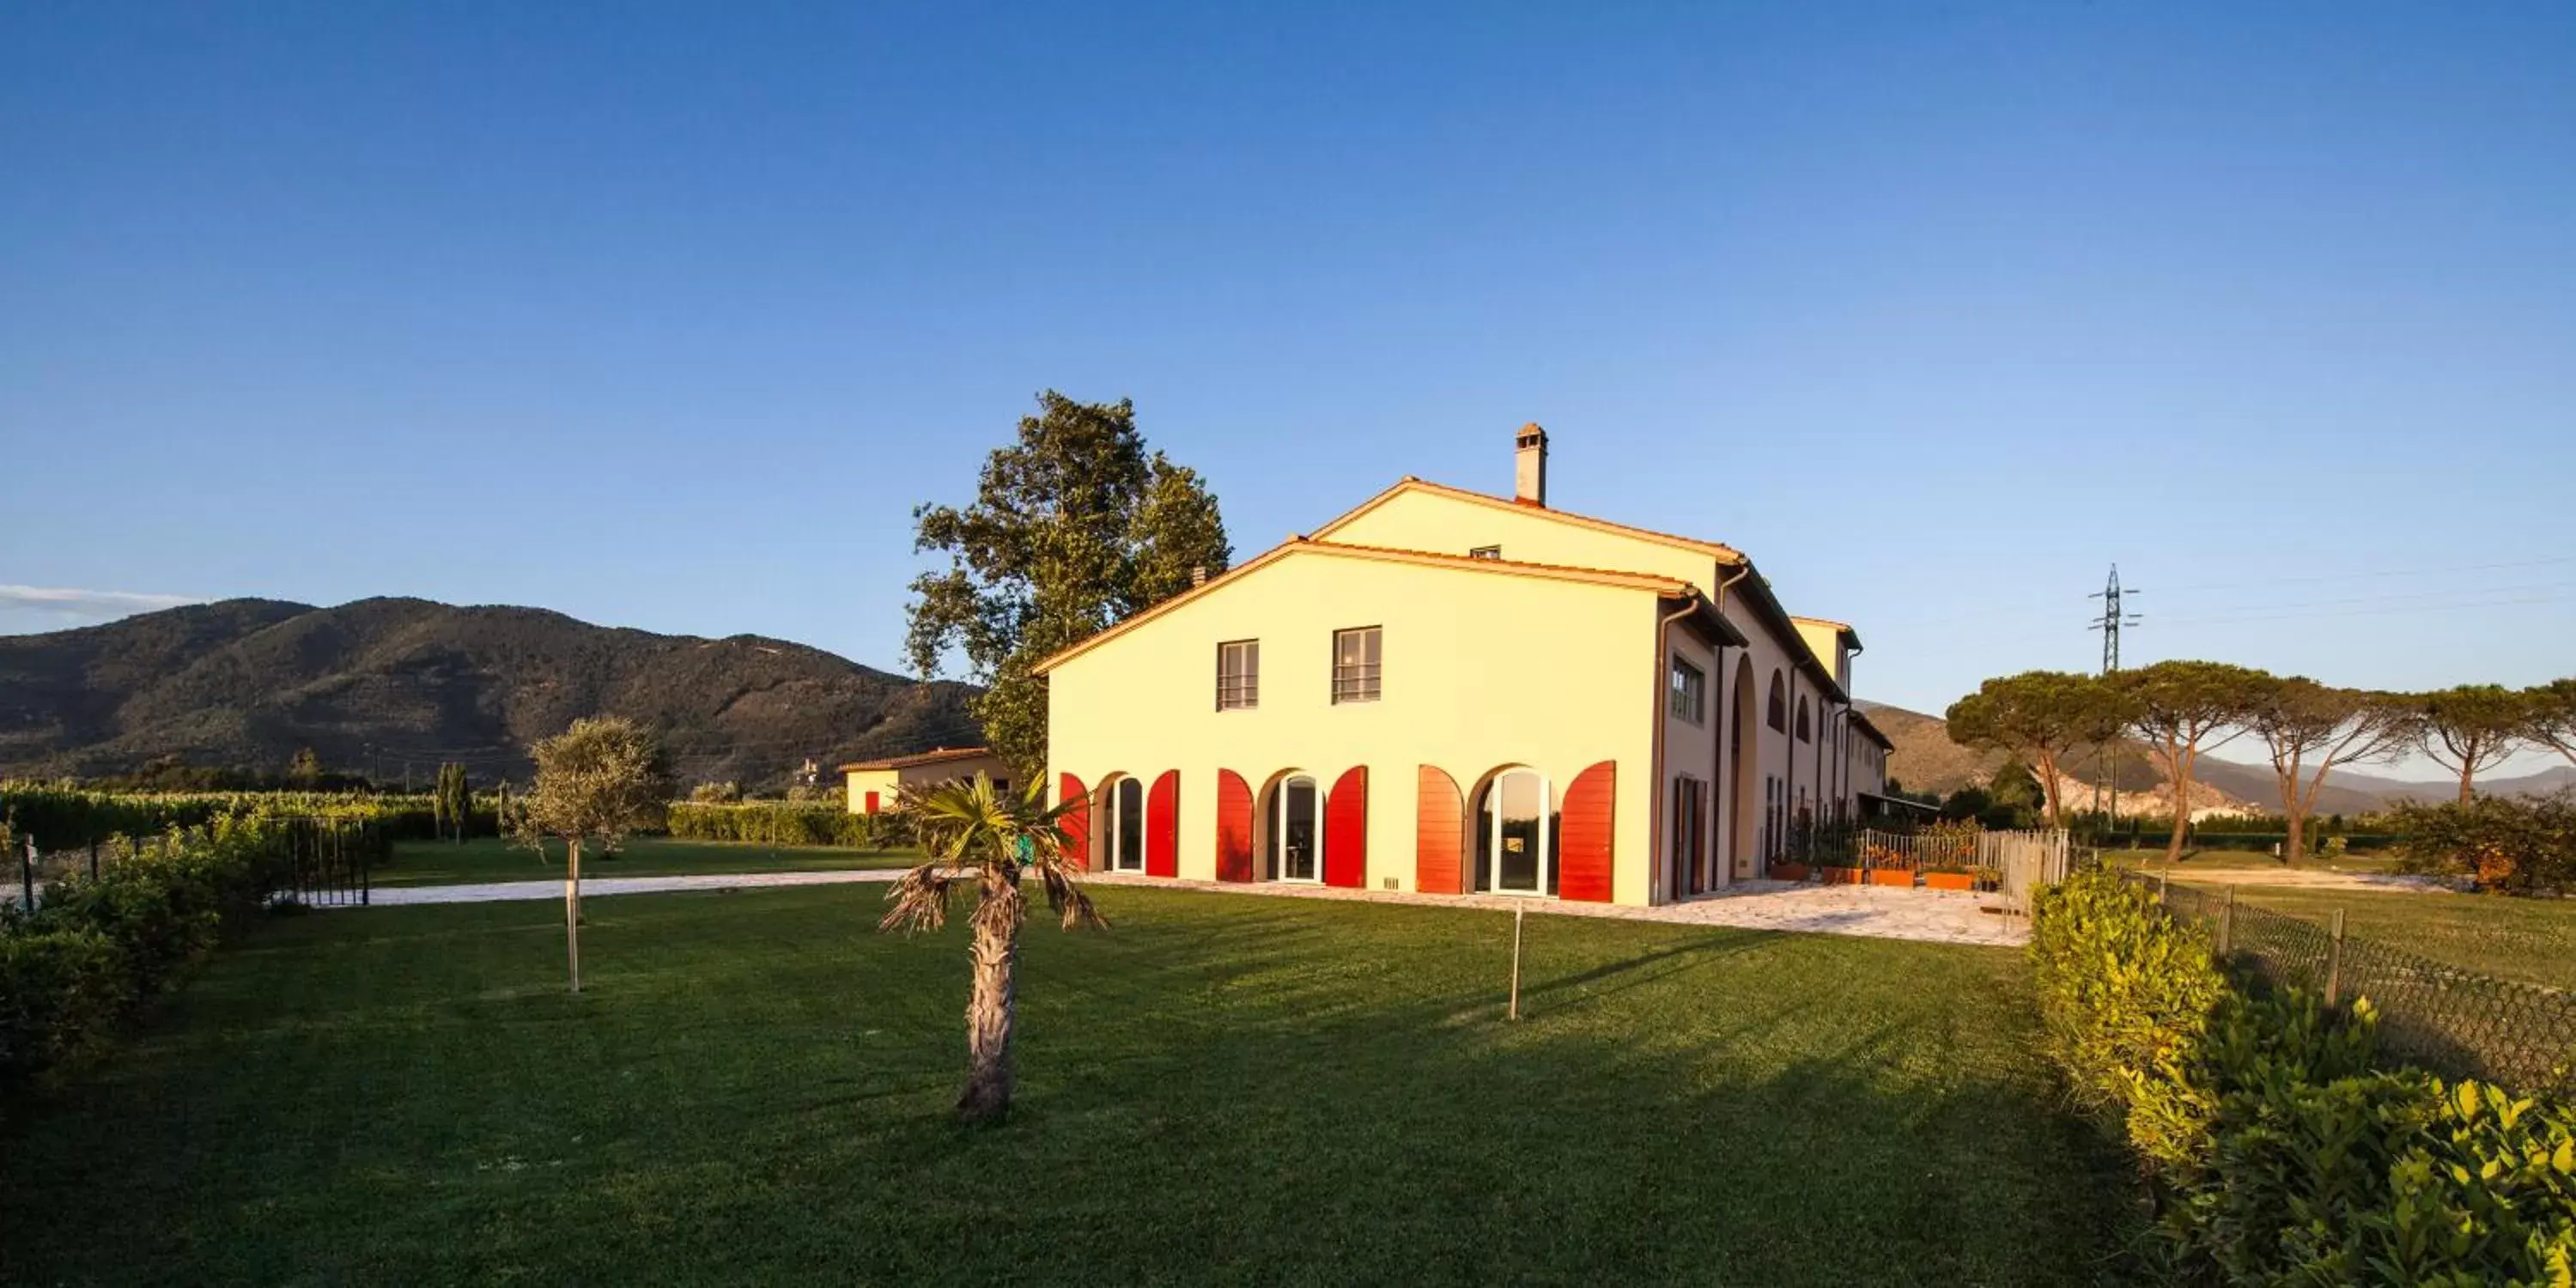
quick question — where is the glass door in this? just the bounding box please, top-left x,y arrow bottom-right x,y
1487,769 -> 1548,895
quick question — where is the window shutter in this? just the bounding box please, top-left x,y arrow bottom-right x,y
1215,770 -> 1255,881
1560,762 -> 1617,902
1146,770 -> 1180,878
1323,765 -> 1369,888
1415,765 -> 1464,895
1058,774 -> 1091,872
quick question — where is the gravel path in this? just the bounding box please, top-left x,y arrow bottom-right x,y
349,866 -> 2025,946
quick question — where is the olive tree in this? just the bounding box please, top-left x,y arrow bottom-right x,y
514,717 -> 669,993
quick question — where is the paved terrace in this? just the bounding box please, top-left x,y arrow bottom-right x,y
343,868 -> 2029,947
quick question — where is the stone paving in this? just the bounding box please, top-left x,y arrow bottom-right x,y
352,866 -> 2027,946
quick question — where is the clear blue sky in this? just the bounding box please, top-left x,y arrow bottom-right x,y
4,3 -> 2571,775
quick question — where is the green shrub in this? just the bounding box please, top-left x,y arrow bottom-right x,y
2032,868 -> 2576,1283
663,801 -> 908,849
2391,791 -> 2576,896
2029,868 -> 2231,1170
0,928 -> 131,1077
0,813 -> 297,1085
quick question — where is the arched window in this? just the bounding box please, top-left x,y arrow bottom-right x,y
1795,696 -> 1812,743
1103,775 -> 1146,872
1263,772 -> 1324,883
1473,768 -> 1554,896
1766,671 -> 1787,732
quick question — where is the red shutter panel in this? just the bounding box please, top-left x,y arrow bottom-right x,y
1146,770 -> 1180,878
1324,765 -> 1369,889
1559,761 -> 1617,902
1058,774 -> 1091,872
864,791 -> 879,815
1416,765 -> 1464,895
1216,769 -> 1255,883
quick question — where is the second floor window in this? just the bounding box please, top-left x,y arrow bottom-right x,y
1218,640 -> 1260,710
1668,656 -> 1704,723
1332,627 -> 1382,703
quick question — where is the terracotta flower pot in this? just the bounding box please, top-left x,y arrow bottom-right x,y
1769,861 -> 1810,881
1820,866 -> 1864,885
1922,871 -> 1975,892
1867,868 -> 1916,888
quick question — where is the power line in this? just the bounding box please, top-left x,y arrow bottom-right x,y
2154,554 -> 2576,595
2158,592 -> 2576,629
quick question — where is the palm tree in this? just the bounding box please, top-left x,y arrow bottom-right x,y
882,773 -> 1103,1124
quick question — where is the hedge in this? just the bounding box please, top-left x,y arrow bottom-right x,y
1,814 -> 295,1086
0,784 -> 447,845
2031,869 -> 2576,1282
662,801 -> 910,849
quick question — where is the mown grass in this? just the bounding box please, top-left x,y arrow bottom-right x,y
2170,882 -> 2576,993
374,835 -> 922,886
2104,846 -> 2403,875
0,887 -> 2129,1285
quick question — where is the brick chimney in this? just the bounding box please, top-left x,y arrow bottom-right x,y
1513,422 -> 1548,507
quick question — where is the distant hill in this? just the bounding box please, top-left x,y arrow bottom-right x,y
1859,699 -> 2573,816
0,598 -> 980,791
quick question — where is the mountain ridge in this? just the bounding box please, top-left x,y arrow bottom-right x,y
1859,699 -> 2572,814
0,598 -> 979,790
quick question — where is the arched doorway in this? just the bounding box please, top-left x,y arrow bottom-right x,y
1261,771 -> 1324,883
1472,768 -> 1553,896
1730,659 -> 1758,878
1101,775 -> 1146,873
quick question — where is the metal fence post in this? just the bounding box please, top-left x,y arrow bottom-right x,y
2217,886 -> 2236,956
2157,871 -> 2170,906
19,835 -> 34,909
2325,908 -> 2346,1009
1507,903 -> 1525,1022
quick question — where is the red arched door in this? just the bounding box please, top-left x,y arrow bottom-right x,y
1057,774 -> 1091,872
1146,770 -> 1180,878
1559,762 -> 1617,902
1216,769 -> 1255,882
1323,766 -> 1368,888
1415,765 -> 1464,895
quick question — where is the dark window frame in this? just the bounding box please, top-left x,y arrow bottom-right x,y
1331,626 -> 1382,704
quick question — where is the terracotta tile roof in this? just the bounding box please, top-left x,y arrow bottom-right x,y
1311,477 -> 1748,563
838,746 -> 997,773
1029,537 -> 1716,675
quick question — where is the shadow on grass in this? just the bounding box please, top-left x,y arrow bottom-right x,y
2,884 -> 2136,1287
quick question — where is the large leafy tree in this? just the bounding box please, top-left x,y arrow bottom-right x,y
2111,661 -> 2272,863
881,773 -> 1100,1124
1944,671 -> 2134,828
2243,678 -> 2413,865
2525,678 -> 2576,771
906,392 -> 1230,779
514,717 -> 670,993
2415,684 -> 2529,801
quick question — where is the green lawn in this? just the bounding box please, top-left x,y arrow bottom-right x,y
2104,846 -> 2403,875
1,887 -> 2129,1285
2168,881 -> 2576,993
373,835 -> 922,886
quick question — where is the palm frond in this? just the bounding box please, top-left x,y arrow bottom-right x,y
878,771 -> 1103,933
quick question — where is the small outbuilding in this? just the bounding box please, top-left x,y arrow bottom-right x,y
841,747 -> 1012,814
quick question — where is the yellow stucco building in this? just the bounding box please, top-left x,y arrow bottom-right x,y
841,747 -> 1015,815
1036,427 -> 1895,908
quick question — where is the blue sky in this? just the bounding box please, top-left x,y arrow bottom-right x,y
4,3 -> 2571,775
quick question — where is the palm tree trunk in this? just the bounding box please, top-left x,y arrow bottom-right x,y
957,869 -> 1023,1124
566,835 -> 583,994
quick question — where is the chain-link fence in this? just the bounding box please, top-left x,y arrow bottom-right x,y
2128,872 -> 2576,1091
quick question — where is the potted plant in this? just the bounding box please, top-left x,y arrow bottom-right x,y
1819,860 -> 1866,885
1767,858 -> 1811,881
1922,864 -> 1976,892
